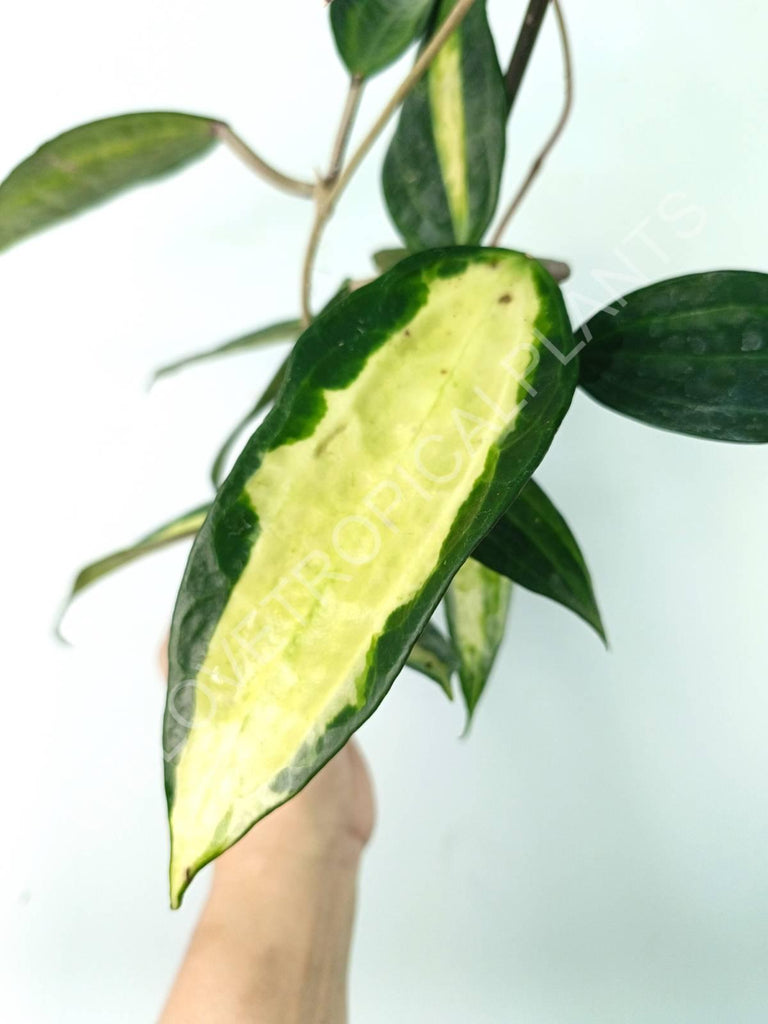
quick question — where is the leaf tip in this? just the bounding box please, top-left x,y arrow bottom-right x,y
437,675 -> 455,701
52,594 -> 75,646
150,363 -> 176,386
587,604 -> 609,649
459,711 -> 475,740
53,623 -> 73,648
168,846 -> 191,911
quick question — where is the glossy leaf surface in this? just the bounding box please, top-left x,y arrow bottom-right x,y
382,0 -> 507,249
0,112 -> 219,252
331,0 -> 434,77
446,559 -> 512,721
474,479 -> 605,641
578,270 -> 768,442
164,247 -> 577,906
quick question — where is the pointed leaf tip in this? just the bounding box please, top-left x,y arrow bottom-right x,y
474,479 -> 606,643
446,559 -> 513,725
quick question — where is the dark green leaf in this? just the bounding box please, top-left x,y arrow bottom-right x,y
56,505 -> 209,640
445,559 -> 512,721
407,622 -> 457,698
331,0 -> 435,77
382,0 -> 507,249
153,319 -> 301,382
474,479 -> 605,641
578,270 -> 768,442
0,112 -> 220,252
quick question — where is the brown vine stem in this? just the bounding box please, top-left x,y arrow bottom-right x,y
489,0 -> 573,247
300,0 -> 481,324
327,74 -> 365,184
214,123 -> 316,199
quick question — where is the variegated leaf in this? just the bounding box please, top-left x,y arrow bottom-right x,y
164,247 -> 577,906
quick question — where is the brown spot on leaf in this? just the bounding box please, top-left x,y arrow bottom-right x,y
498,293 -> 512,304
314,423 -> 346,457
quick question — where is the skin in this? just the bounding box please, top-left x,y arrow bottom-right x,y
159,638 -> 375,1024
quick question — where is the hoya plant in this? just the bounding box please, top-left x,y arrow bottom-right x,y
4,0 -> 764,909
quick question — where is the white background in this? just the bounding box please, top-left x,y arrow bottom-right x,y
1,1 -> 767,1020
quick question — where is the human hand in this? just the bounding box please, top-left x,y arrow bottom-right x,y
159,637 -> 375,1024
212,737 -> 375,883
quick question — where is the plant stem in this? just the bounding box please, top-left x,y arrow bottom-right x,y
327,75 -> 365,184
489,0 -> 573,246
301,202 -> 329,326
214,123 -> 316,199
300,0 -> 481,323
504,0 -> 550,116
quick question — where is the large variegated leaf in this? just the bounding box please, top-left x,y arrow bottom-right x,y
330,0 -> 435,78
578,270 -> 768,442
0,112 -> 220,252
382,0 -> 507,249
445,559 -> 512,721
153,319 -> 301,382
164,247 -> 577,906
474,479 -> 605,640
56,505 -> 208,639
